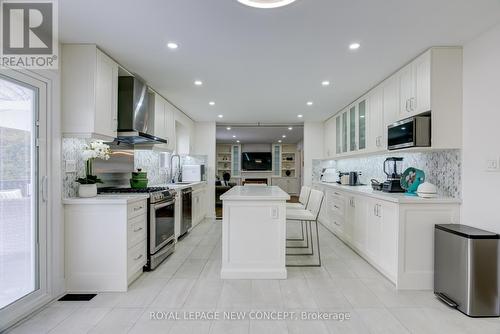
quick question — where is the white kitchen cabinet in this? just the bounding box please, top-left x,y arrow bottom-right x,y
323,117 -> 336,158
364,198 -> 398,280
322,47 -> 462,158
368,85 -> 385,151
399,51 -> 431,118
152,91 -> 175,151
314,182 -> 460,290
272,177 -> 299,195
348,195 -> 367,251
64,197 -> 148,292
192,183 -> 208,227
62,44 -> 119,141
383,74 -> 400,127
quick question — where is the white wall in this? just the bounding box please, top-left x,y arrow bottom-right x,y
303,122 -> 324,186
193,122 -> 216,218
241,143 -> 271,152
462,22 -> 500,234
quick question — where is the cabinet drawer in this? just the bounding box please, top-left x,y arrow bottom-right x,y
127,214 -> 146,249
329,195 -> 345,216
127,240 -> 146,278
127,200 -> 147,219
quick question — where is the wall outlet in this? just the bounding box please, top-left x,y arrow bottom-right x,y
65,160 -> 76,173
486,158 -> 500,172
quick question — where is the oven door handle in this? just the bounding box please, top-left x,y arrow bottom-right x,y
153,200 -> 175,210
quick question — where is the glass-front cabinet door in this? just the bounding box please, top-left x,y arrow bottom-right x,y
349,105 -> 357,151
341,110 -> 348,153
335,116 -> 342,154
358,99 -> 367,150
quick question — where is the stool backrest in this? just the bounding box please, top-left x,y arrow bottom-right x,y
307,189 -> 324,218
298,186 -> 311,206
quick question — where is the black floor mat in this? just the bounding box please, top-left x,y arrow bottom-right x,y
58,294 -> 96,301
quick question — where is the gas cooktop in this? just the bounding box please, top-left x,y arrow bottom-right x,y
98,187 -> 169,194
98,187 -> 174,203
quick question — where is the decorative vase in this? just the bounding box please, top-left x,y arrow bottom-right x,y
78,183 -> 97,198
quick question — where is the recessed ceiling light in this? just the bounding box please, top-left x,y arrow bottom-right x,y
236,140 -> 240,143
349,42 -> 361,50
167,42 -> 178,49
297,114 -> 303,118
194,80 -> 203,86
209,101 -> 215,106
237,0 -> 297,9
226,127 -> 231,130
288,127 -> 293,130
278,140 -> 282,143
282,135 -> 286,138
321,80 -> 330,86
232,135 -> 236,138
307,101 -> 313,106
217,114 -> 223,118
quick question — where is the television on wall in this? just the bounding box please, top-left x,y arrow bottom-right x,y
241,152 -> 272,171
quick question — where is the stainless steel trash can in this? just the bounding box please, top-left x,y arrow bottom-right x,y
434,224 -> 499,317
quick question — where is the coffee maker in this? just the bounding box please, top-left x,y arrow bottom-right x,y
382,157 -> 405,193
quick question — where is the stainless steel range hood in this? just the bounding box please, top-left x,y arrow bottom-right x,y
117,76 -> 168,145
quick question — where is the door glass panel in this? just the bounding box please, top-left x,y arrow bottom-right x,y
0,76 -> 38,309
335,117 -> 341,154
349,106 -> 356,151
232,145 -> 240,176
358,100 -> 366,150
341,112 -> 347,153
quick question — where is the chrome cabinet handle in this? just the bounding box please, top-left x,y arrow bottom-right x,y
133,227 -> 143,232
133,206 -> 143,211
133,254 -> 143,261
41,176 -> 48,202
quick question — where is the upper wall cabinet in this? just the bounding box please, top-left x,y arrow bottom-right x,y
323,47 -> 462,158
399,51 -> 431,118
152,91 -> 175,151
62,44 -> 119,141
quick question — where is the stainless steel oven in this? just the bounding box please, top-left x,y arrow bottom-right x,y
148,193 -> 176,270
387,116 -> 431,150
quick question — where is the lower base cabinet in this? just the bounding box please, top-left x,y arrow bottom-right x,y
313,183 -> 460,290
192,183 -> 208,227
64,198 -> 148,292
271,177 -> 300,195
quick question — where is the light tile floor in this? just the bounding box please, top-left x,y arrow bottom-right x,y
7,219 -> 500,334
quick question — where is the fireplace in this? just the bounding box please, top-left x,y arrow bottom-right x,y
243,178 -> 268,185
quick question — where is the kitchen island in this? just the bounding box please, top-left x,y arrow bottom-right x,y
220,186 -> 290,279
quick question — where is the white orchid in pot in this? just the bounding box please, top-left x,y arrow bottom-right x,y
76,140 -> 111,197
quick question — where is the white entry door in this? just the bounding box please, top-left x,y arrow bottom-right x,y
0,70 -> 48,330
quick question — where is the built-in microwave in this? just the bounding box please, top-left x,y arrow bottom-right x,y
387,116 -> 431,150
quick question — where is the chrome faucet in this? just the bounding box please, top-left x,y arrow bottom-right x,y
170,154 -> 181,183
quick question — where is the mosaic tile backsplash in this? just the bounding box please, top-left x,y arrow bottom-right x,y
63,138 -> 207,198
313,150 -> 461,198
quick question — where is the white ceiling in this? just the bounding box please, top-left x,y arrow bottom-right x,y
59,0 -> 500,123
216,126 -> 303,144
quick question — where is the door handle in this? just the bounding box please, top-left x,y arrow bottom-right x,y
41,176 -> 48,202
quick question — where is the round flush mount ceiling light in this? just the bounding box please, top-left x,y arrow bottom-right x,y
167,42 -> 178,49
237,0 -> 297,9
349,42 -> 361,50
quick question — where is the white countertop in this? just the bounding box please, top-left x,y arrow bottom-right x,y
220,186 -> 290,201
62,194 -> 149,205
315,182 -> 461,204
